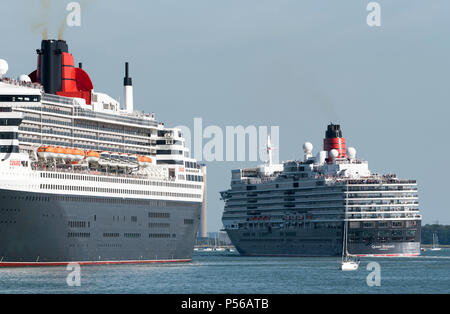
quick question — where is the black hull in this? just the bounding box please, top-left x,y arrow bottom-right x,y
226,223 -> 421,257
0,189 -> 201,265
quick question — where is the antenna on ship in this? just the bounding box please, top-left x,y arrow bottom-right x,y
261,133 -> 278,166
267,134 -> 272,166
124,62 -> 134,113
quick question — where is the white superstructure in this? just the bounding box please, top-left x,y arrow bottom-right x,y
0,47 -> 203,204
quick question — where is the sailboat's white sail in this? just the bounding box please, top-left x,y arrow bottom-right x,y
431,232 -> 441,251
341,184 -> 359,271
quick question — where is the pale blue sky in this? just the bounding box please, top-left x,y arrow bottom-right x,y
1,0 -> 450,230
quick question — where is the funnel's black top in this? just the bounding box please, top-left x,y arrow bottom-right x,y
124,62 -> 132,86
325,123 -> 343,138
37,40 -> 69,94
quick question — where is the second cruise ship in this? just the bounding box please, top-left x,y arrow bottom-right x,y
221,124 -> 421,257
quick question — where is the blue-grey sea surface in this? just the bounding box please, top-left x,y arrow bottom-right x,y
0,249 -> 449,294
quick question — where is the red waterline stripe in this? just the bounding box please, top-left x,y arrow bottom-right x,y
245,254 -> 337,257
355,253 -> 419,257
0,259 -> 191,267
243,253 -> 420,258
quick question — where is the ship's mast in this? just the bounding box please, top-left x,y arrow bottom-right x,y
342,184 -> 349,260
266,134 -> 272,166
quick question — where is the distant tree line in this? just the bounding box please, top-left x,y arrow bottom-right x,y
421,224 -> 450,245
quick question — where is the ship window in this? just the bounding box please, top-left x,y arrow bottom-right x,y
0,132 -> 18,139
0,118 -> 22,126
392,230 -> 403,237
0,145 -> 19,153
363,222 -> 375,228
406,230 -> 416,237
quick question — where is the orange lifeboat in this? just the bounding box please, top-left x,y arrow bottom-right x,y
69,148 -> 77,161
45,146 -> 57,159
86,150 -> 100,163
54,147 -> 65,159
144,156 -> 152,164
62,147 -> 73,161
37,146 -> 46,159
138,155 -> 152,168
72,148 -> 85,161
138,155 -> 146,166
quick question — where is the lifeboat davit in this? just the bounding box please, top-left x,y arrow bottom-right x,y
138,155 -> 146,167
86,151 -> 100,163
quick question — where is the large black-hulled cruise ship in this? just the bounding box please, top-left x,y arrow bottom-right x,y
0,40 -> 203,266
221,124 -> 421,257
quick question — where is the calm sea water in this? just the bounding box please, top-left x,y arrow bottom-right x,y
0,249 -> 449,294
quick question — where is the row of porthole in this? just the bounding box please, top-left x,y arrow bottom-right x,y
0,194 -> 199,208
97,244 -> 122,248
41,184 -> 202,199
41,172 -> 202,190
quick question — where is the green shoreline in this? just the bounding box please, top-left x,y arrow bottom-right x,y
421,244 -> 449,248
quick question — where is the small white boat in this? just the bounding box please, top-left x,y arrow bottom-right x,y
430,232 -> 442,251
341,256 -> 360,271
341,203 -> 359,271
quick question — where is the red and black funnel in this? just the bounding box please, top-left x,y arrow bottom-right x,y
29,40 -> 93,104
323,123 -> 346,161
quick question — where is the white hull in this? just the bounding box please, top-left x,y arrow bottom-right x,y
341,261 -> 359,271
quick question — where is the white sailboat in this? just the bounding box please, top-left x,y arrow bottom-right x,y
341,187 -> 359,271
341,225 -> 360,270
213,232 -> 225,251
430,232 -> 442,251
